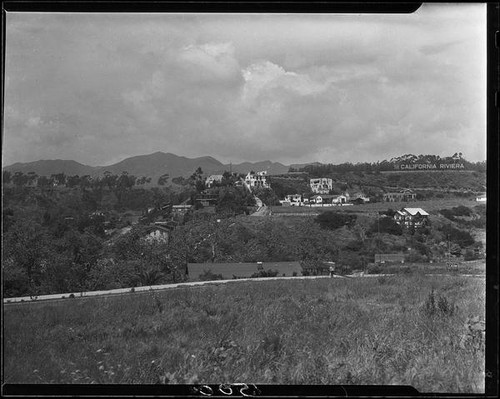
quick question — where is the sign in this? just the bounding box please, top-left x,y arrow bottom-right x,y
395,163 -> 465,171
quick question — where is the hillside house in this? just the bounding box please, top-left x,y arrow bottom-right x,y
475,193 -> 486,202
196,193 -> 219,207
310,194 -> 347,205
143,225 -> 170,243
383,189 -> 416,202
374,253 -> 405,264
245,171 -> 270,189
205,174 -> 223,188
394,208 -> 429,228
331,194 -> 348,205
350,193 -> 370,203
280,194 -> 303,206
187,261 -> 302,281
310,195 -> 326,205
310,178 -> 333,194
172,204 -> 192,215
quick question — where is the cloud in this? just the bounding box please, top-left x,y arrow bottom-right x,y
2,5 -> 486,167
241,61 -> 328,104
179,42 -> 241,83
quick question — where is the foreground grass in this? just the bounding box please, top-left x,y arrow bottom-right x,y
4,272 -> 484,392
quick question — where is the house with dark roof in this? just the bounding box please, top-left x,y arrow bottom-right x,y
374,253 -> 405,264
187,261 -> 302,281
394,207 -> 429,228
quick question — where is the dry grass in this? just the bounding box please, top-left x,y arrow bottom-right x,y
4,272 -> 484,392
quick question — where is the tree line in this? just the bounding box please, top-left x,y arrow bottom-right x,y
291,154 -> 486,176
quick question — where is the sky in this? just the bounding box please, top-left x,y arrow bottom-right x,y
3,4 -> 486,167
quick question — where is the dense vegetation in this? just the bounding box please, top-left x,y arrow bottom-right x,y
2,159 -> 486,298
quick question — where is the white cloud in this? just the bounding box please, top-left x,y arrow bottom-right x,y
241,60 -> 329,104
179,42 -> 241,82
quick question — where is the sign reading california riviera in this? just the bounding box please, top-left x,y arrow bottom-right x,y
395,163 -> 466,170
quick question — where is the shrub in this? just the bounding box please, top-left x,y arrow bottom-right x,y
315,212 -> 357,230
421,289 -> 456,317
370,217 -> 403,235
69,293 -> 75,299
199,270 -> 224,282
367,264 -> 383,274
464,249 -> 478,261
453,205 -> 472,217
251,269 -> 279,278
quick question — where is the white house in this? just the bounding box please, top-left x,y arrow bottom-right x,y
143,225 -> 170,243
394,208 -> 429,228
279,194 -> 303,206
350,192 -> 370,203
205,174 -> 224,188
331,194 -> 348,205
476,194 -> 486,202
310,178 -> 333,194
245,171 -> 270,189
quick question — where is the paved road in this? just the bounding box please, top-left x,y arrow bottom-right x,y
3,273 -> 483,306
250,204 -> 270,216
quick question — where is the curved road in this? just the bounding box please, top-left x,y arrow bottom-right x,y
3,273 -> 483,306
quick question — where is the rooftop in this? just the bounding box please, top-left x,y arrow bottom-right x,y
402,208 -> 429,216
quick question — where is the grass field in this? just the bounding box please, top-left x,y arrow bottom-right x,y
4,271 -> 484,392
270,198 -> 481,215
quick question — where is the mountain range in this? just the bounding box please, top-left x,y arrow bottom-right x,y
3,152 -> 311,183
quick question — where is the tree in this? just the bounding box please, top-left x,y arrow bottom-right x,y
12,172 -> 28,187
67,175 -> 81,188
51,173 -> 67,186
158,173 -> 170,186
370,216 -> 403,235
3,170 -> 12,185
3,219 -> 52,296
189,167 -> 205,192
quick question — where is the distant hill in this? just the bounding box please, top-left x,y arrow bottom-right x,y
229,160 -> 289,175
2,152 -> 295,184
97,152 -> 227,183
3,160 -> 98,177
3,152 -> 484,188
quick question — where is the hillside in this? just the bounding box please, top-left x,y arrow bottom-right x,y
3,152 -> 294,182
97,152 -> 226,183
3,152 -> 486,191
3,160 -> 98,177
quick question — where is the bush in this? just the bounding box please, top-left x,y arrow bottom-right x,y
421,289 -> 456,317
464,249 -> 478,261
251,269 -> 279,278
198,269 -> 224,281
367,264 -> 383,274
315,212 -> 357,230
440,225 -> 475,248
370,217 -> 403,235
